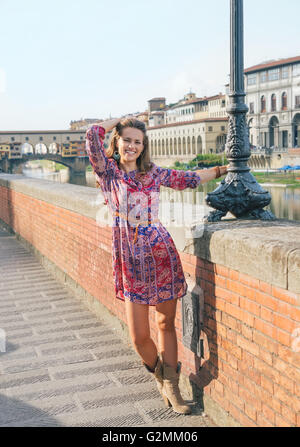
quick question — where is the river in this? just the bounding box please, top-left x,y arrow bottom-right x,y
21,166 -> 300,222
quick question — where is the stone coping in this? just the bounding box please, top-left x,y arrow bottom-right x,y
1,174 -> 300,293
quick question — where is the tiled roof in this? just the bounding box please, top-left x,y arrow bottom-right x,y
245,55 -> 300,74
147,117 -> 228,130
170,94 -> 225,110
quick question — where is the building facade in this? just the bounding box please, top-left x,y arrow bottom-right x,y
146,92 -> 228,165
147,118 -> 228,166
245,56 -> 300,149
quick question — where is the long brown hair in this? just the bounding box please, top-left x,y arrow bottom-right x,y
106,118 -> 152,174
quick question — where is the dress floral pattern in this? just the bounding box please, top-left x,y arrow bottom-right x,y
86,125 -> 201,306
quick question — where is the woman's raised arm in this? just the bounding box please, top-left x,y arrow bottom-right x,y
85,118 -> 121,177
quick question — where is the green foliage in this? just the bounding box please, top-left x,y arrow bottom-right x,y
170,153 -> 227,170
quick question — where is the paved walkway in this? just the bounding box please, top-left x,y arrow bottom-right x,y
0,224 -> 216,427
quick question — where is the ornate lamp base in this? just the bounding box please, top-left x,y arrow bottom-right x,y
204,171 -> 276,222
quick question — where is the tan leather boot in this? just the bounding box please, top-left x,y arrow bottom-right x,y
161,361 -> 192,414
143,356 -> 166,402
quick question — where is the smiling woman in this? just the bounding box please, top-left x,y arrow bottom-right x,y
85,117 -> 227,416
105,118 -> 152,174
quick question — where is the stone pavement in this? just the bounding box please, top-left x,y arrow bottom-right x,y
0,225 -> 216,427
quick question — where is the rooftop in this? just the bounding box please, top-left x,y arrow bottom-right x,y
147,117 -> 228,130
245,55 -> 300,74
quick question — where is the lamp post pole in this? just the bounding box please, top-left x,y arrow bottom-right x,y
205,0 -> 275,221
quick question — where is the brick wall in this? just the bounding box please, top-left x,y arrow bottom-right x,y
0,177 -> 299,427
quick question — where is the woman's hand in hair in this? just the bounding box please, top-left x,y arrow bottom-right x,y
98,118 -> 121,133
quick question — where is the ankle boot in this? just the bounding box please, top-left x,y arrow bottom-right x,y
161,361 -> 192,415
143,356 -> 164,398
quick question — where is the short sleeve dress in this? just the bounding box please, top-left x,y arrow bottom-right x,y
86,125 -> 201,306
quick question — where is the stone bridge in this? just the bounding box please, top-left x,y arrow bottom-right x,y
0,129 -> 89,175
0,153 -> 90,175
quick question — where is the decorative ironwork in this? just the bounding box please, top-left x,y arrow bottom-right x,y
205,0 -> 275,222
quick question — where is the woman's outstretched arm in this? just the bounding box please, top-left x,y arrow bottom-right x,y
157,164 -> 228,190
196,165 -> 228,184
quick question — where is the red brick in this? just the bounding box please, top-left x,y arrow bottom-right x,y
275,413 -> 291,427
253,317 -> 277,339
244,403 -> 257,423
229,269 -> 239,281
239,272 -> 260,289
225,302 -> 242,321
278,344 -> 300,369
237,334 -> 260,357
218,371 -> 239,395
214,264 -> 229,277
273,313 -> 297,333
224,387 -> 244,411
240,296 -> 261,316
214,380 -> 224,396
281,404 -> 297,426
272,286 -> 299,306
214,275 -> 227,289
260,306 -> 273,323
253,330 -> 278,355
256,413 -> 274,427
259,280 -> 272,295
261,403 -> 276,425
276,329 -> 292,347
227,278 -> 244,296
261,375 -> 274,394
222,312 -> 242,332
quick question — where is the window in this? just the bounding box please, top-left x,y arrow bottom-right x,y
208,126 -> 213,132
11,137 -> 15,142
260,71 -> 267,83
261,96 -> 266,113
39,136 -> 43,141
25,137 -> 29,141
221,126 -> 225,131
293,63 -> 300,77
295,96 -> 300,109
249,102 -> 255,114
271,94 -> 276,112
282,66 -> 289,79
67,137 -> 70,141
247,74 -> 257,86
53,136 -> 56,141
281,92 -> 287,110
269,68 -> 280,81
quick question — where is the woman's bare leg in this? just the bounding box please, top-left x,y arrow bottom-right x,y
124,299 -> 158,369
155,298 -> 178,370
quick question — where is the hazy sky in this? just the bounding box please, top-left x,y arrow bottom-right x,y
0,0 -> 299,130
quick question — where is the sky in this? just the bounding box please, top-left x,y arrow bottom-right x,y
0,0 -> 299,130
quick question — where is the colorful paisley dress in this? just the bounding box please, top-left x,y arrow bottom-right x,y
86,125 -> 201,306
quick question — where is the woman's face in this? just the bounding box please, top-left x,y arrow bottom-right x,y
116,127 -> 144,164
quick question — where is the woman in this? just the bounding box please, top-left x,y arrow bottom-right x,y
86,117 -> 227,415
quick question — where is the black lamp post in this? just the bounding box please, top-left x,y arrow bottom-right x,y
205,0 -> 275,221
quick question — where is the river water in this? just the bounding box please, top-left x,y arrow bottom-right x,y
21,167 -> 300,222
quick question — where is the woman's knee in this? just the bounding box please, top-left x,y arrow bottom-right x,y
156,315 -> 175,332
130,330 -> 150,348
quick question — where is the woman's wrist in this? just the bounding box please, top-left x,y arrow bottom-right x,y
212,166 -> 221,179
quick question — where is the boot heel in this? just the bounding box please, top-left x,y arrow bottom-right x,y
162,395 -> 171,407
